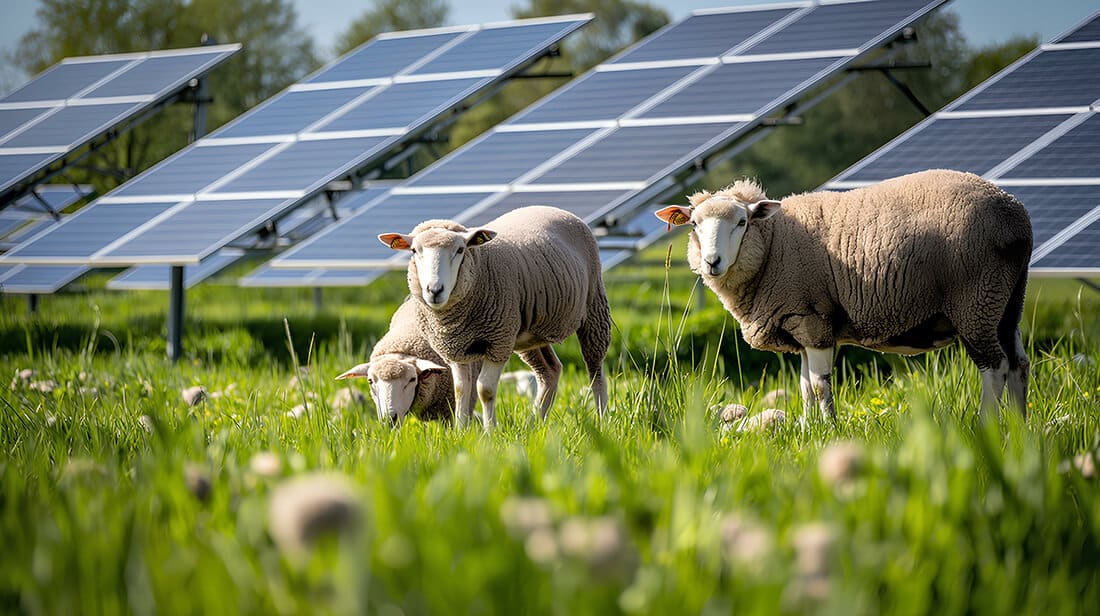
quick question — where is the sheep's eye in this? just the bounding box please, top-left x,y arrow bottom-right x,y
737,219 -> 746,227
456,247 -> 464,255
408,377 -> 416,384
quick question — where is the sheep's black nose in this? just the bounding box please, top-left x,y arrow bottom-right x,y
426,283 -> 443,301
704,256 -> 721,268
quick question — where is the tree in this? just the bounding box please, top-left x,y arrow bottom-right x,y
11,0 -> 318,196
334,0 -> 449,56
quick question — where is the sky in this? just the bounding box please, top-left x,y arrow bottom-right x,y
1,0 -> 1096,86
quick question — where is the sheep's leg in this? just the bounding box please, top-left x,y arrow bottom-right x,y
476,360 -> 506,431
802,347 -> 836,422
979,360 -> 1009,415
518,347 -> 561,420
958,332 -> 1009,416
451,362 -> 479,428
577,299 -> 611,417
1004,330 -> 1029,416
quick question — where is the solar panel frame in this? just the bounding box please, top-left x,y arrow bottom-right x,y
272,0 -> 948,271
824,9 -> 1100,276
106,249 -> 246,290
0,15 -> 593,268
0,44 -> 241,200
0,264 -> 89,294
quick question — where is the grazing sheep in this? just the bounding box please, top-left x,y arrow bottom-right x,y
336,297 -> 453,424
656,169 -> 1032,419
378,206 -> 612,429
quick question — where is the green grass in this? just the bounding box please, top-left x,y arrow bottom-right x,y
2,241 -> 1099,614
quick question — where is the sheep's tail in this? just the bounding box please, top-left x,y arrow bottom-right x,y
578,282 -> 612,416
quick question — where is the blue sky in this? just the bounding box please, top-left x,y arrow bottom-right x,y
1,0 -> 1096,86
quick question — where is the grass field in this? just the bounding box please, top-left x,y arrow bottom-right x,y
2,239 -> 1099,614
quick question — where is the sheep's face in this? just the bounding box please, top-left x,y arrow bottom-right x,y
336,355 -> 447,424
379,227 -> 496,309
656,197 -> 781,277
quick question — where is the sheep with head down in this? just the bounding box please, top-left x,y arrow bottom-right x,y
656,169 -> 1032,419
336,297 -> 453,425
378,205 -> 611,430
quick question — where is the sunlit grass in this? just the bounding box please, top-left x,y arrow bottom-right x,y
1,249 -> 1098,613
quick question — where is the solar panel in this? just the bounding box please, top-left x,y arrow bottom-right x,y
0,264 -> 89,294
239,263 -> 384,288
0,184 -> 87,242
0,45 -> 241,204
0,15 -> 591,268
107,249 -> 245,290
826,10 -> 1100,276
272,0 -> 946,271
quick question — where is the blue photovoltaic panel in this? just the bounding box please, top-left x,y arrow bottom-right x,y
407,129 -> 596,187
1,60 -> 131,103
8,202 -> 175,260
1000,114 -> 1100,179
0,217 -> 27,237
1,16 -> 591,269
108,249 -> 246,290
411,21 -> 580,75
81,52 -> 239,98
465,190 -> 634,226
0,46 -> 241,201
842,115 -> 1072,182
0,264 -> 89,294
315,78 -> 484,132
953,48 -> 1100,112
1003,185 -> 1100,246
511,67 -> 697,124
239,263 -> 384,287
277,192 -> 492,265
1,103 -> 139,148
273,0 -> 949,272
212,138 -> 390,194
1033,216 -> 1100,271
534,123 -> 738,184
13,185 -> 88,212
211,88 -> 375,139
640,58 -> 839,118
113,143 -> 279,197
100,199 -> 289,261
1057,14 -> 1100,43
305,32 -> 464,83
0,185 -> 87,242
743,0 -> 931,55
826,9 -> 1100,275
609,8 -> 798,64
1,109 -> 51,141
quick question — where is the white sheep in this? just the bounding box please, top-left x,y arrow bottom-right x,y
656,169 -> 1032,419
378,205 -> 612,429
336,297 -> 452,424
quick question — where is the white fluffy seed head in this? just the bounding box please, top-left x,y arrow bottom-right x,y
268,473 -> 361,556
181,386 -> 206,406
719,513 -> 773,571
250,452 -> 283,478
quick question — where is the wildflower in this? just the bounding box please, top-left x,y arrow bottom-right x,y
268,473 -> 361,556
761,389 -> 788,406
501,497 -> 554,539
738,409 -> 786,432
719,514 -> 773,571
29,380 -> 58,393
558,516 -> 636,580
818,441 -> 865,488
869,397 -> 885,407
181,386 -> 206,407
10,368 -> 34,390
250,452 -> 283,478
184,464 -> 212,503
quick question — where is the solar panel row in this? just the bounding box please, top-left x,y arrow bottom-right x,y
826,10 -> 1100,276
272,0 -> 947,272
0,45 -> 241,202
0,15 -> 592,268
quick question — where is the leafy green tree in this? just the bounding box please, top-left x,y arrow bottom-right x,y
334,0 -> 450,56
11,0 -> 318,196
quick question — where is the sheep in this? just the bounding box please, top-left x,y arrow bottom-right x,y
655,169 -> 1032,419
378,205 -> 612,429
336,297 -> 453,424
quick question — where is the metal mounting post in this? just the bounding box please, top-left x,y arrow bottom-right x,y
27,294 -> 38,313
168,265 -> 184,361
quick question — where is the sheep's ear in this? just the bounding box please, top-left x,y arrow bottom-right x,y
413,359 -> 447,382
747,200 -> 781,220
465,229 -> 496,247
336,362 -> 371,380
655,205 -> 692,226
378,233 -> 413,250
